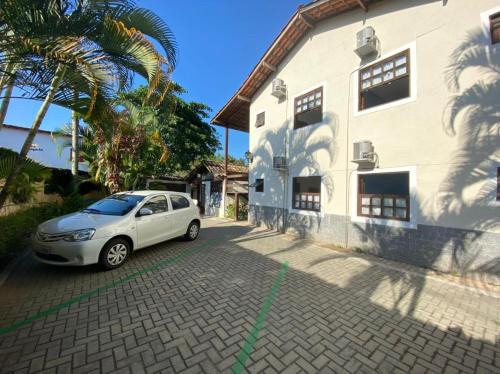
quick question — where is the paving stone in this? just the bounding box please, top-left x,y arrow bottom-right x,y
0,218 -> 499,374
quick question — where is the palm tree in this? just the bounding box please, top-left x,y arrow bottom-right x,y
93,99 -> 170,192
0,0 -> 177,208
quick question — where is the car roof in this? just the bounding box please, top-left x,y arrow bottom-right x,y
116,190 -> 192,198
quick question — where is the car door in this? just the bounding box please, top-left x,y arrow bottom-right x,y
136,195 -> 170,248
168,194 -> 192,237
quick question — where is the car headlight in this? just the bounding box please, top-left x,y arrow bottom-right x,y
63,228 -> 96,242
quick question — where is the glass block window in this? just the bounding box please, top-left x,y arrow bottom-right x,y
294,87 -> 323,129
255,112 -> 265,128
491,12 -> 500,45
292,176 -> 321,212
358,172 -> 410,221
359,49 -> 410,110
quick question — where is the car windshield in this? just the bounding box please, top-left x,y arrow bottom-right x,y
82,194 -> 145,216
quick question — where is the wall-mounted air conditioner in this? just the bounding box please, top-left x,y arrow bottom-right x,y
271,78 -> 287,99
354,26 -> 379,58
273,156 -> 288,170
352,140 -> 375,169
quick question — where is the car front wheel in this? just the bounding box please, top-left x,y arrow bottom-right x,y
99,238 -> 130,270
185,221 -> 200,241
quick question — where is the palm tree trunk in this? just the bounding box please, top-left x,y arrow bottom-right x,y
0,79 -> 14,131
71,107 -> 79,176
0,65 -> 16,131
0,64 -> 66,208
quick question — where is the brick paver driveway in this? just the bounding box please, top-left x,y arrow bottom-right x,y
1,217 -> 499,373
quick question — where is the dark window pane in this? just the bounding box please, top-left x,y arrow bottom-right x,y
295,108 -> 322,129
359,173 -> 409,195
358,173 -> 409,221
360,76 -> 409,110
143,196 -> 169,214
491,13 -> 500,44
255,178 -> 264,192
292,176 -> 321,212
359,50 -> 410,111
294,87 -> 323,129
170,195 -> 190,210
84,194 -> 144,216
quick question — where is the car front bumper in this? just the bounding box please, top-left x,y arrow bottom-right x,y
32,236 -> 109,266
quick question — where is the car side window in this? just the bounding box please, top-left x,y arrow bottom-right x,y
142,195 -> 169,214
170,195 -> 190,210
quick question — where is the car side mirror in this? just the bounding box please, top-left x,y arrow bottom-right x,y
138,208 -> 153,217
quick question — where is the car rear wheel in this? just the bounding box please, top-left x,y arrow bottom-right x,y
100,238 -> 130,270
185,220 -> 200,241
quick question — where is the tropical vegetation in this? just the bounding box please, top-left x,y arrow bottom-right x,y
0,0 -> 177,208
0,147 -> 50,204
53,85 -> 220,192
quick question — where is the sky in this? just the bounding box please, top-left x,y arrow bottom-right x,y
4,0 -> 305,160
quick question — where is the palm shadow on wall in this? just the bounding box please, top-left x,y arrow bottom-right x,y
253,27 -> 499,319
250,110 -> 339,236
345,27 -> 500,317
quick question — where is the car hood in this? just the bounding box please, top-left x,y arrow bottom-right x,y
38,211 -> 125,234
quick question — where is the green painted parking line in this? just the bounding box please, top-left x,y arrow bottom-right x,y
232,261 -> 289,374
0,237 -> 222,335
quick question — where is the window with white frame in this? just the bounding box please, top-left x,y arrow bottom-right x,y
293,176 -> 321,212
359,49 -> 410,111
358,172 -> 410,221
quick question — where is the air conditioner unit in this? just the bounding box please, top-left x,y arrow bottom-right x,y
273,156 -> 288,170
271,78 -> 287,99
352,140 -> 375,168
354,26 -> 379,58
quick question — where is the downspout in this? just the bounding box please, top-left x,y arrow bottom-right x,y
344,66 -> 362,248
283,93 -> 290,234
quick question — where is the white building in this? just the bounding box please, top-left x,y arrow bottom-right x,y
213,0 -> 500,274
0,124 -> 87,171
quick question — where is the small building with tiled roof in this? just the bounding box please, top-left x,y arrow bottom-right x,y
146,160 -> 248,219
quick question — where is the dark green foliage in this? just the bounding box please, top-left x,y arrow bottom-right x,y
0,195 -> 89,262
77,180 -> 103,195
44,168 -> 74,196
0,147 -> 50,203
121,85 -> 220,175
209,153 -> 247,167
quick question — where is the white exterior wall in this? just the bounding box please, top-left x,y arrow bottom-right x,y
249,0 -> 500,235
0,127 -> 87,171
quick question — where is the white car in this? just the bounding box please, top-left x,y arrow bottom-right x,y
33,191 -> 201,269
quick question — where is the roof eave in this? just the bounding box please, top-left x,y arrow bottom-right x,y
211,0 -> 371,132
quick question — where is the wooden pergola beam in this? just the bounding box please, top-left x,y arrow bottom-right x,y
298,12 -> 314,28
261,61 -> 277,72
356,0 -> 367,11
237,94 -> 251,102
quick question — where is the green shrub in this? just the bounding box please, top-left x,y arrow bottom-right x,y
0,195 -> 88,261
226,203 -> 236,219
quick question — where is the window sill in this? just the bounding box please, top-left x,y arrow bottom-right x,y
354,96 -> 416,117
351,215 -> 417,229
